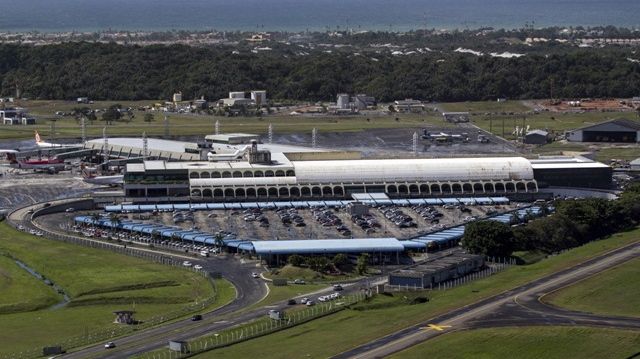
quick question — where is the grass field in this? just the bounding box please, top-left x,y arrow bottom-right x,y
544,258 -> 640,318
0,254 -> 61,313
439,100 -> 531,113
189,228 -> 640,359
264,265 -> 357,283
245,282 -> 327,312
0,222 -> 231,355
1,100 -> 454,141
389,326 -> 640,359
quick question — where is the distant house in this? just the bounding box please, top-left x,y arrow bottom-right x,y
1,107 -> 34,125
630,158 -> 640,171
566,119 -> 640,143
77,97 -> 89,104
524,130 -> 549,145
394,99 -> 424,113
193,96 -> 208,110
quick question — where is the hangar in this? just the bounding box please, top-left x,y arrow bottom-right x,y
566,119 -> 640,143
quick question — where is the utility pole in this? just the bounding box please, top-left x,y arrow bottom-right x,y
215,119 -> 220,135
164,115 -> 169,138
311,128 -> 317,148
142,131 -> 148,158
268,123 -> 273,144
80,117 -> 86,143
412,131 -> 418,156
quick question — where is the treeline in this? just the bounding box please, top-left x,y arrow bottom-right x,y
1,42 -> 640,102
462,184 -> 640,258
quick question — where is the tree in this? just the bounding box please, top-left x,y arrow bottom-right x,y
356,254 -> 369,275
287,254 -> 305,267
306,257 -> 330,272
102,105 -> 122,125
461,221 -> 515,257
214,233 -> 225,251
332,253 -> 348,266
143,113 -> 155,122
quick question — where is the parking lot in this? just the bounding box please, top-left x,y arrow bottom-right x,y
115,202 -> 517,242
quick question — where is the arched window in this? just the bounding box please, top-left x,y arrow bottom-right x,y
268,187 -> 278,196
279,187 -> 289,196
213,189 -> 224,198
484,183 -> 495,192
409,184 -> 419,194
201,189 -> 211,197
473,183 -> 484,193
222,171 -> 231,178
398,185 -> 409,194
191,189 -> 202,197
235,188 -> 246,197
286,170 -> 295,176
246,188 -> 257,197
200,172 -> 210,179
312,187 -> 321,196
462,183 -> 473,193
257,188 -> 267,196
333,186 -> 344,196
233,171 -> 242,178
254,171 -> 264,177
527,182 -> 537,192
420,184 -> 429,194
189,172 -> 200,179
275,170 -> 285,177
322,186 -> 333,196
506,182 -> 516,192
212,171 -> 221,178
265,170 -> 274,177
290,187 -> 300,197
301,187 -> 311,197
516,182 -> 526,192
431,184 -> 441,194
441,184 -> 452,193
243,171 -> 253,177
387,185 -> 398,194
452,184 -> 462,193
224,188 -> 235,197
495,183 -> 505,192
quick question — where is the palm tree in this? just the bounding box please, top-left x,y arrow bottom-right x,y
214,233 -> 225,252
108,213 -> 121,239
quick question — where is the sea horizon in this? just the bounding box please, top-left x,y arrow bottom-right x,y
0,0 -> 639,33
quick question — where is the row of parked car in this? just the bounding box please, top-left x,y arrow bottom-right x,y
173,210 -> 194,224
312,207 -> 351,236
411,204 -> 444,223
276,208 -> 307,227
242,208 -> 270,228
350,213 -> 381,234
379,206 -> 417,228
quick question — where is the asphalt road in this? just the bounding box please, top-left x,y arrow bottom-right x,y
333,241 -> 640,359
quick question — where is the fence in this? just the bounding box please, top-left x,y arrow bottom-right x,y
136,291 -> 371,359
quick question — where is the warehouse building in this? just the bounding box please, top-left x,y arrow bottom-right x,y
388,253 -> 484,288
530,156 -> 613,189
566,119 -> 640,143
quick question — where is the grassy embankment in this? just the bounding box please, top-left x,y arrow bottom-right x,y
0,222 -> 234,355
389,326 -> 640,359
545,257 -> 640,318
186,228 -> 640,359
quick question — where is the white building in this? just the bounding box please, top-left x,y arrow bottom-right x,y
251,91 -> 267,106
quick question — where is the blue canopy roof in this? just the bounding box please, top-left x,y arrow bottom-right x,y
252,238 -> 405,255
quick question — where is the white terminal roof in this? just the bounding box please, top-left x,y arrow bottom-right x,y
291,157 -> 534,183
530,156 -> 610,170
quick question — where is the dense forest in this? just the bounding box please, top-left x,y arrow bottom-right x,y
1,42 -> 639,102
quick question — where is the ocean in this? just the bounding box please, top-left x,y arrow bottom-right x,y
0,0 -> 638,33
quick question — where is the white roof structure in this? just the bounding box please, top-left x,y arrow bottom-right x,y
291,157 -> 533,183
251,238 -> 405,255
87,137 -> 196,153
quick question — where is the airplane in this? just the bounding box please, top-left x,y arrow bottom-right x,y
35,130 -> 71,148
5,152 -> 67,173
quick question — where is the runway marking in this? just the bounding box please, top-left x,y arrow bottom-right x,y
422,324 -> 452,331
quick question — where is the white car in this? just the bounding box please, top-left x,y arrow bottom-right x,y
182,261 -> 192,267
306,300 -> 315,306
104,342 -> 116,349
193,264 -> 203,270
318,296 -> 327,302
251,272 -> 259,278
300,297 -> 308,304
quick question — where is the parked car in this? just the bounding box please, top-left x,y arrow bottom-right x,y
193,265 -> 203,270
293,279 -> 306,284
287,299 -> 297,305
182,261 -> 192,267
300,297 -> 309,304
333,284 -> 343,291
252,272 -> 259,278
104,342 -> 116,349
306,300 -> 315,306
191,314 -> 203,321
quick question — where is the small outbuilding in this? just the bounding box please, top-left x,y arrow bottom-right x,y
630,158 -> 640,171
524,130 -> 549,145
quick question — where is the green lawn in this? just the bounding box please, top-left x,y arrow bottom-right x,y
264,265 -> 357,283
439,100 -> 531,113
594,147 -> 640,162
188,228 -> 640,359
0,222 -> 227,355
544,258 -> 640,318
0,255 -> 61,313
1,99 -> 453,140
245,283 -> 328,311
389,326 -> 640,359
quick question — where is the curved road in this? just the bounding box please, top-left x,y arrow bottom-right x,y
334,241 -> 640,359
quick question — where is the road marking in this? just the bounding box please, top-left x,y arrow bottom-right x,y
421,324 -> 452,331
